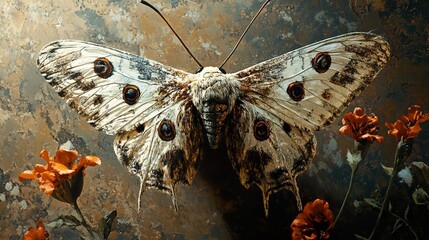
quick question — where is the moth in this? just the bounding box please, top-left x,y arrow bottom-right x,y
37,3 -> 390,216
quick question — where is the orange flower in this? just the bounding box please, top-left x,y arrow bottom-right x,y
385,105 -> 429,141
19,148 -> 101,195
23,220 -> 49,240
339,107 -> 384,143
291,199 -> 334,240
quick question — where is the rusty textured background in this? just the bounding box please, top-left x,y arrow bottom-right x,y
1,0 -> 429,239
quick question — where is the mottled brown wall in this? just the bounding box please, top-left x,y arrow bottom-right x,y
1,0 -> 428,239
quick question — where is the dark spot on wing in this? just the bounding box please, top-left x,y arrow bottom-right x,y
322,89 -> 331,100
93,95 -> 103,106
69,72 -> 83,80
287,82 -> 305,101
269,168 -> 290,181
136,123 -> 145,133
330,71 -> 355,86
58,90 -> 66,97
312,52 -> 331,73
282,122 -> 292,134
161,149 -> 190,185
131,161 -> 142,173
243,150 -> 272,185
77,80 -> 96,91
122,85 -> 140,105
94,57 -> 113,79
116,144 -> 131,166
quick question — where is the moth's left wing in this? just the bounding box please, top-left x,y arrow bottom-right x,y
227,32 -> 390,214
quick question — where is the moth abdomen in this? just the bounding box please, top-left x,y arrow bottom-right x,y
200,103 -> 229,149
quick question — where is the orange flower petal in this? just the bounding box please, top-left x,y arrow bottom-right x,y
54,148 -> 78,169
35,220 -> 47,240
340,108 -> 383,143
79,156 -> 101,167
34,164 -> 48,173
39,149 -> 51,164
291,199 -> 334,240
40,171 -> 56,182
50,162 -> 75,175
39,181 -> 55,195
353,107 -> 363,116
409,123 -> 422,138
73,156 -> 101,173
23,227 -> 37,240
24,220 -> 49,240
19,170 -> 37,182
386,105 -> 428,141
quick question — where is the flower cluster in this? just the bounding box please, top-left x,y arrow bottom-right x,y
23,220 -> 49,240
291,199 -> 334,240
19,148 -> 101,195
339,107 -> 383,143
385,105 -> 429,141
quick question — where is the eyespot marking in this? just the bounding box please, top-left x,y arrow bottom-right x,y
94,57 -> 113,78
122,85 -> 140,105
253,120 -> 270,141
158,120 -> 176,141
287,82 -> 305,101
312,52 -> 331,73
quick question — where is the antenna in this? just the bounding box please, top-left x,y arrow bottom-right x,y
140,0 -> 203,68
219,0 -> 272,69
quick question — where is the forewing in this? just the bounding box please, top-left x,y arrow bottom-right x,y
235,32 -> 390,131
37,40 -> 190,135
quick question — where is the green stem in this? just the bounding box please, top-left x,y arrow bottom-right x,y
72,201 -> 100,240
367,167 -> 397,240
388,210 -> 419,240
334,141 -> 369,228
368,139 -> 411,239
333,163 -> 358,227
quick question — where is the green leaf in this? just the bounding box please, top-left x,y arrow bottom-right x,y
346,149 -> 362,169
99,210 -> 117,239
381,163 -> 394,176
70,168 -> 84,201
411,161 -> 429,185
391,219 -> 404,234
354,234 -> 369,240
51,181 -> 74,205
47,215 -> 82,229
412,187 -> 429,206
395,139 -> 413,167
363,198 -> 381,209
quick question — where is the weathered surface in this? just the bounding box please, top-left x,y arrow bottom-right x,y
1,0 -> 428,239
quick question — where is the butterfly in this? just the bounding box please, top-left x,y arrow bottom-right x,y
37,11 -> 390,215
